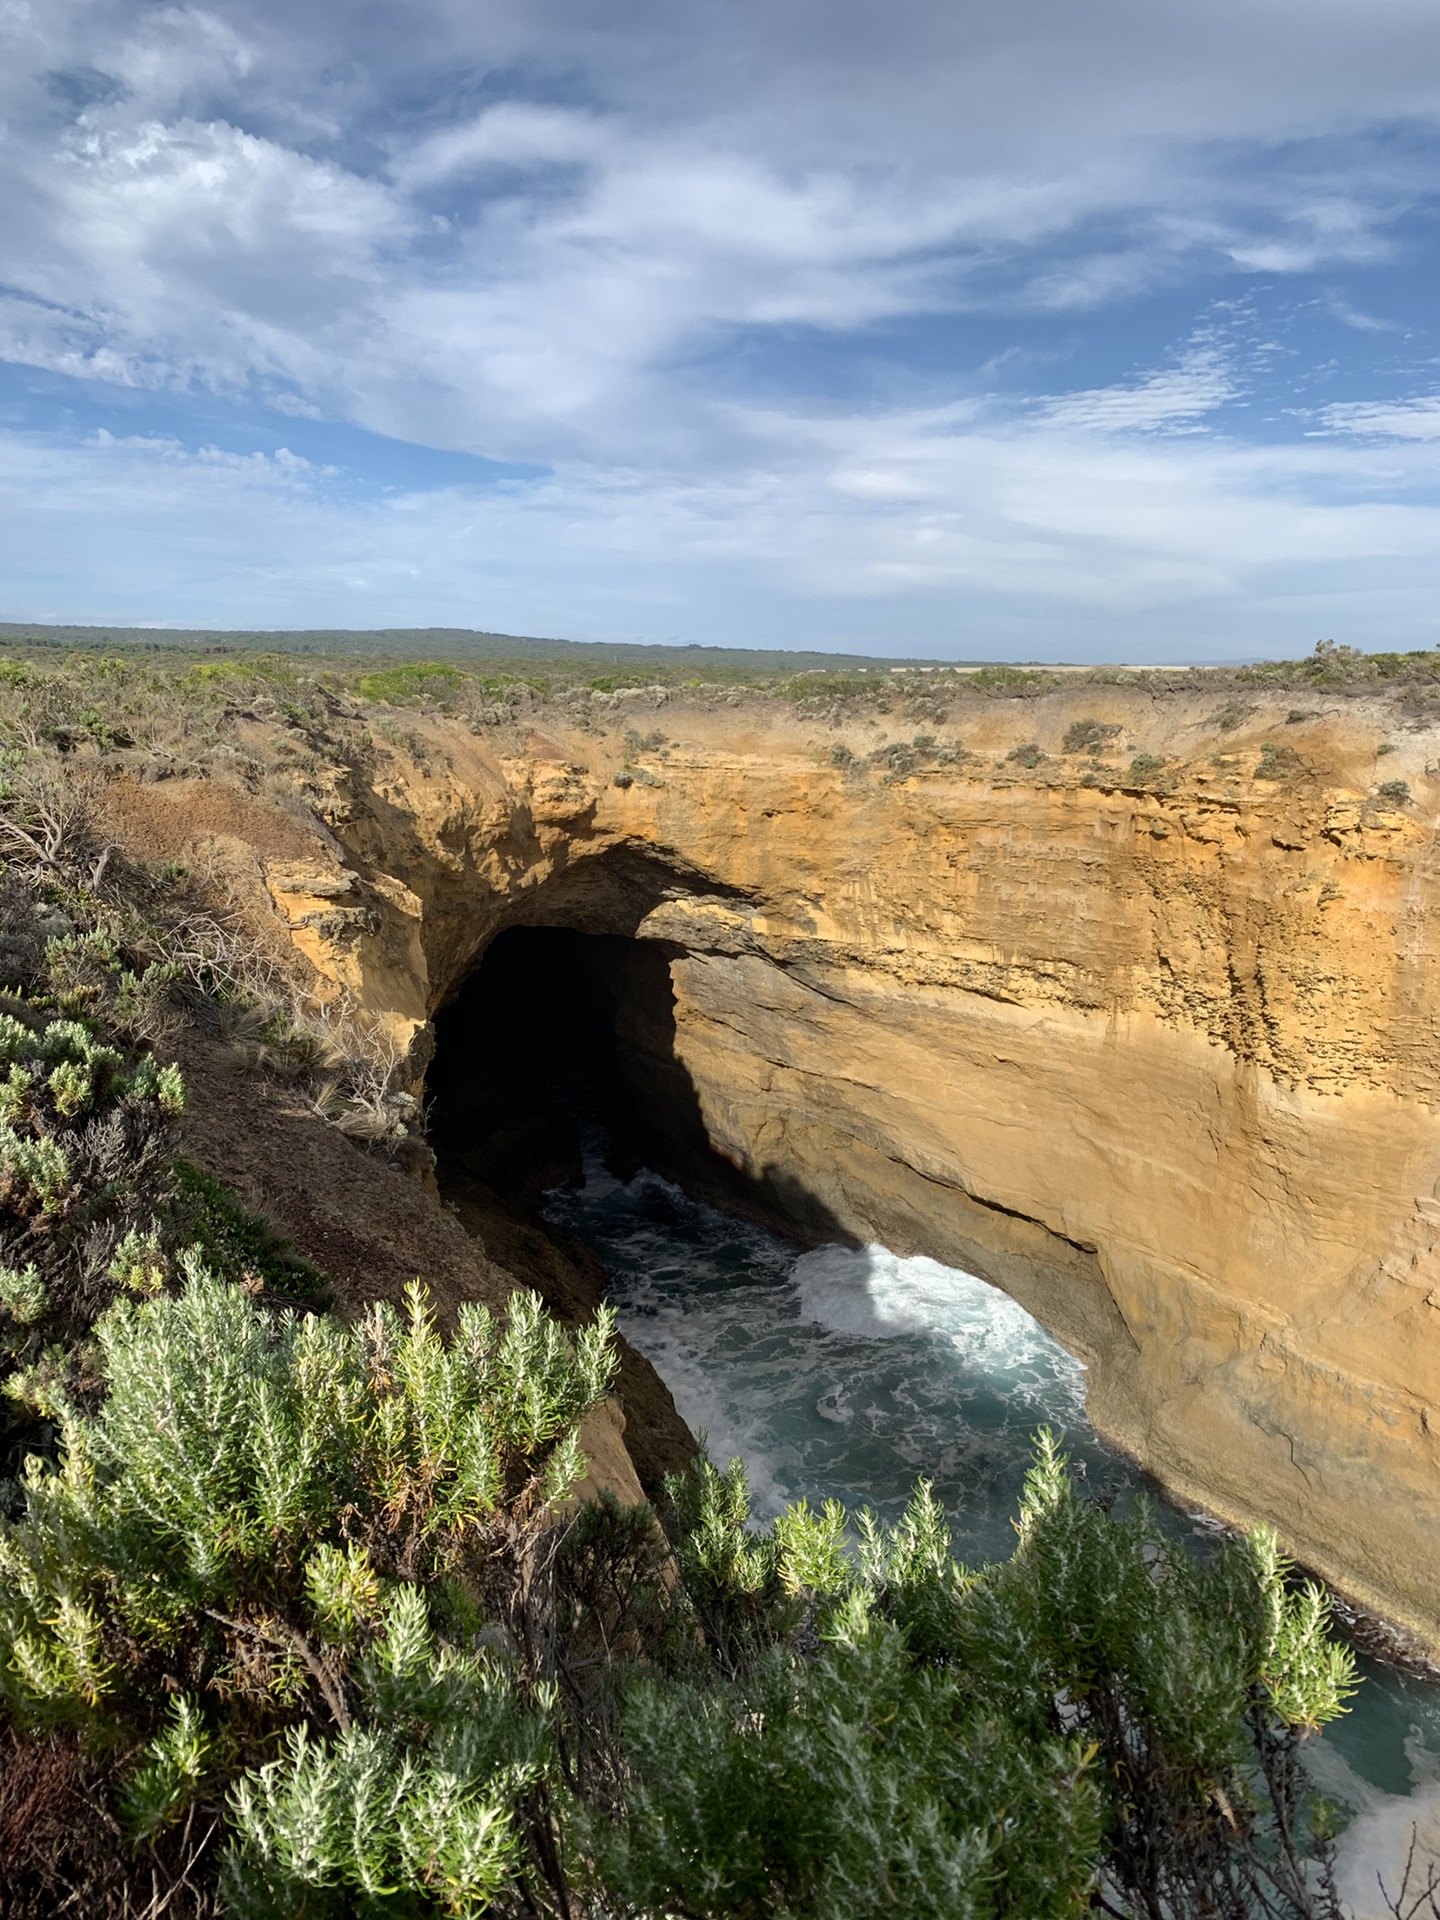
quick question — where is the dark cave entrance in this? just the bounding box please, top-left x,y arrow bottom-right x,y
428,925 -> 702,1217
427,925 -> 727,1496
428,917 -> 856,1257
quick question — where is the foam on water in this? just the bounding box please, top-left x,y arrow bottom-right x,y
1332,1782 -> 1440,1918
796,1243 -> 1088,1396
544,1149 -> 1440,1848
550,1162 -> 1131,1560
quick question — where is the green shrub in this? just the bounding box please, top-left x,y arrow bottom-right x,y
0,1252 -> 1360,1920
780,673 -> 875,703
1377,779 -> 1411,805
1006,742 -> 1044,769
1128,753 -> 1169,782
1254,743 -> 1302,782
0,1007 -> 185,1358
0,1267 -> 616,1912
969,666 -> 1049,695
592,1439 -> 1355,1920
356,663 -> 469,707
1062,718 -> 1121,754
869,740 -> 932,777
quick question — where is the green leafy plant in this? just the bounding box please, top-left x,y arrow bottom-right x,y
969,666 -> 1050,694
582,1439 -> 1355,1920
0,1265 -> 616,1913
356,663 -> 469,707
1128,752 -> 1169,782
0,1008 -> 185,1358
0,1234 -> 1365,1920
1255,743 -> 1303,782
1062,718 -> 1121,754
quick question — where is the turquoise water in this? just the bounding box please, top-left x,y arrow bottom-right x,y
545,1152 -> 1440,1915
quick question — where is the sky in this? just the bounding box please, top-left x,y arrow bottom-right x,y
5,2 -> 1440,659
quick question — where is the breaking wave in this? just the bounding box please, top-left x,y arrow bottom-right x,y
544,1148 -> 1440,1837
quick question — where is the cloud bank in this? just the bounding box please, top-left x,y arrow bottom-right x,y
4,0 -> 1440,655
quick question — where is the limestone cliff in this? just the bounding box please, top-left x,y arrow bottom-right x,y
108,677 -> 1440,1651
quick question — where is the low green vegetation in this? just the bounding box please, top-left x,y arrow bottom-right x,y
0,867 -> 1370,1917
1128,752 -> 1170,782
0,638 -> 1430,813
1240,638 -> 1440,690
1254,743 -> 1304,782
969,665 -> 1052,694
1062,718 -> 1122,754
354,661 -> 472,704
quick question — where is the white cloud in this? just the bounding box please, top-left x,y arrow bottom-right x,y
85,427 -> 337,481
1036,346 -> 1238,435
9,370 -> 1440,655
4,1 -> 1435,461
394,103 -> 607,190
5,0 -> 1440,648
1321,395 -> 1440,439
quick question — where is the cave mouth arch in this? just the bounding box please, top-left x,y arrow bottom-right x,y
425,921 -> 740,1495
422,897 -> 1130,1509
427,922 -> 773,1231
423,918 -> 1117,1528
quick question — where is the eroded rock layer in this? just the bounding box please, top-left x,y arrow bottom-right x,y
112,680 -> 1440,1647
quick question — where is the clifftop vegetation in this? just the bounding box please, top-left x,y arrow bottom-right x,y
3,625 -> 1440,719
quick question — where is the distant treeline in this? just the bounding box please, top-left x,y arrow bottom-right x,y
0,622 -> 998,684
4,625 -> 1440,702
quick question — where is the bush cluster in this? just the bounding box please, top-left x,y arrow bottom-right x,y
1062,718 -> 1121,754
1,1267 -> 1362,1920
0,898 -> 1367,1918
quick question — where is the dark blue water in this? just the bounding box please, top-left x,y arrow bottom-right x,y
545,1153 -> 1440,1915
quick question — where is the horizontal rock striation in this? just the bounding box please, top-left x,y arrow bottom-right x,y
116,681 -> 1440,1647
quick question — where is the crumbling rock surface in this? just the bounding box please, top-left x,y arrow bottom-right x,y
110,682 -> 1440,1649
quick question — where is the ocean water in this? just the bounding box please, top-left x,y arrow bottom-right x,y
544,1154 -> 1440,1913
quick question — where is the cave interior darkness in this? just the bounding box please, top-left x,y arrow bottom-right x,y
428,924 -> 703,1222
426,923 -> 739,1496
428,917 -> 862,1260
425,920 -> 869,1500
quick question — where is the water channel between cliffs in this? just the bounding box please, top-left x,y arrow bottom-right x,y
430,923 -> 1440,1915
543,1134 -> 1440,1915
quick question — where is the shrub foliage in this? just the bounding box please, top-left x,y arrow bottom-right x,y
0,868 -> 1373,1920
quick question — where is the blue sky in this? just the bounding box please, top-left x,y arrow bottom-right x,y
5,2 -> 1440,659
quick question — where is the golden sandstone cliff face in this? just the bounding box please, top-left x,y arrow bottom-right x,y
115,679 -> 1440,1649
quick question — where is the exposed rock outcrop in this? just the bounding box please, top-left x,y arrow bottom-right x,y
110,680 -> 1440,1650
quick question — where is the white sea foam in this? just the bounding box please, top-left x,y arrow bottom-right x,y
1333,1783 -> 1440,1918
794,1244 -> 1086,1398
795,1244 -> 979,1339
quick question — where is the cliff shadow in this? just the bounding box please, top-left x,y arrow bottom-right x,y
427,923 -> 859,1249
